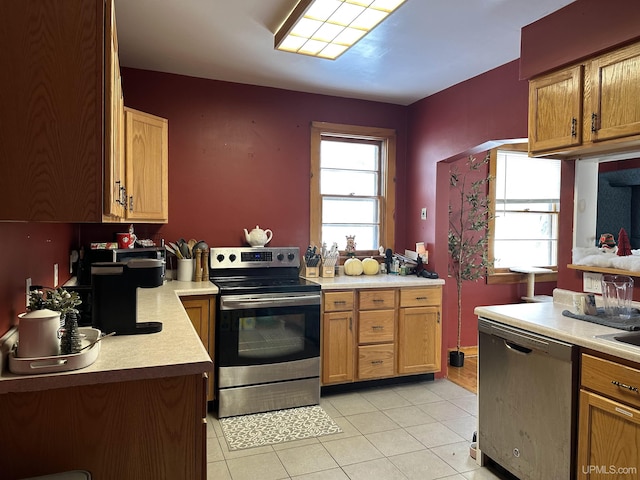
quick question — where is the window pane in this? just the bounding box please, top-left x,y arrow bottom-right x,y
494,212 -> 558,240
322,225 -> 378,250
496,152 -> 561,203
323,197 -> 379,223
494,239 -> 558,268
493,149 -> 561,269
321,140 -> 378,170
321,170 -> 378,195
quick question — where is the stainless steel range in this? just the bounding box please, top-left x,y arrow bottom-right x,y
210,247 -> 321,418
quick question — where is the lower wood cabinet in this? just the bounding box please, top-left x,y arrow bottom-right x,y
398,306 -> 441,374
181,295 -> 216,401
0,374 -> 207,480
321,285 -> 442,386
577,353 -> 640,479
323,311 -> 354,384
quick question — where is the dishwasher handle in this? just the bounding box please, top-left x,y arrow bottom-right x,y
504,340 -> 533,355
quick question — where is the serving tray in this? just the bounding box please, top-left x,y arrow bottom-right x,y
9,327 -> 102,375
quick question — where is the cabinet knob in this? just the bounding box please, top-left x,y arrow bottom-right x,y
571,117 -> 577,137
591,112 -> 598,133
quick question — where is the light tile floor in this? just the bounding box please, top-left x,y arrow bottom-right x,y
206,379 -> 508,480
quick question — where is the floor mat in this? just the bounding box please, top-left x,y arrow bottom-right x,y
220,405 -> 342,450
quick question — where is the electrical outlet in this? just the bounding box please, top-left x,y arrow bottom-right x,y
25,277 -> 31,307
583,272 -> 602,294
54,263 -> 59,287
420,208 -> 427,220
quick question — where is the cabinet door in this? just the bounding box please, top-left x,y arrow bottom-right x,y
589,42 -> 640,142
322,311 -> 354,384
398,306 -> 441,374
104,0 -> 125,219
0,1 -> 105,221
528,65 -> 583,154
124,107 -> 169,223
181,295 -> 215,401
577,390 -> 640,479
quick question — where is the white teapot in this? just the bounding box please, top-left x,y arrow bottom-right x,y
244,225 -> 273,247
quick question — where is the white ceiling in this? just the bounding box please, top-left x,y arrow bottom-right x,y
114,0 -> 575,106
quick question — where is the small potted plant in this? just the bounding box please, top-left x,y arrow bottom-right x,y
27,287 -> 83,355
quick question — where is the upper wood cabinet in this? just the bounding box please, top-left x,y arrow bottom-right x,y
0,0 -> 118,222
123,108 -> 169,223
589,43 -> 640,143
528,66 -> 584,153
104,1 -> 126,219
529,41 -> 640,157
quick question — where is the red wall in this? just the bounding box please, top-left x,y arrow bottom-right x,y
96,68 -> 410,255
0,223 -> 75,334
405,60 -> 539,365
520,0 -> 640,79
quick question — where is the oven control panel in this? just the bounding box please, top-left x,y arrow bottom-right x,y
210,247 -> 300,269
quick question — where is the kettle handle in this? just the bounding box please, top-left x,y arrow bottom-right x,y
264,229 -> 273,243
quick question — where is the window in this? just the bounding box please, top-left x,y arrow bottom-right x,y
310,122 -> 395,253
489,147 -> 561,273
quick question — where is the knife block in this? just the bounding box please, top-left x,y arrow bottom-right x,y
301,258 -> 319,278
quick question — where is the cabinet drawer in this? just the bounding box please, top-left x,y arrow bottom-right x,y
400,287 -> 441,307
582,354 -> 640,409
358,344 -> 395,379
359,289 -> 395,310
323,291 -> 354,312
359,310 -> 395,344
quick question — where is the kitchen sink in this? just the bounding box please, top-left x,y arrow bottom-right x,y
596,331 -> 640,347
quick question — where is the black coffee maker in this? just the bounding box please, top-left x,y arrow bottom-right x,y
91,259 -> 164,335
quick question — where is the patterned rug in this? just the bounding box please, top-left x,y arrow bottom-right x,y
220,405 -> 342,450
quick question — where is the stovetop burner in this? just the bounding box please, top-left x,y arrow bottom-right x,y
211,275 -> 320,294
209,246 -> 320,295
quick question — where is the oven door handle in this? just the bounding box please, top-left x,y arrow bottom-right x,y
220,294 -> 321,310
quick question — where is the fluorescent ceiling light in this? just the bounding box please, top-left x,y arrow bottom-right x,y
275,0 -> 406,60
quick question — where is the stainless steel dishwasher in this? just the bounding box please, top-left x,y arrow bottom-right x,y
478,318 -> 577,480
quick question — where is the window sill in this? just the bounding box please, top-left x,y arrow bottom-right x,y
487,269 -> 558,285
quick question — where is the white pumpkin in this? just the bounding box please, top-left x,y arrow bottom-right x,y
362,257 -> 379,275
344,258 -> 364,276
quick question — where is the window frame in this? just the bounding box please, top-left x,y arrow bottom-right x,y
486,144 -> 558,285
310,121 -> 396,257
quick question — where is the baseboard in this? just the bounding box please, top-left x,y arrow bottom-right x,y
447,346 -> 478,357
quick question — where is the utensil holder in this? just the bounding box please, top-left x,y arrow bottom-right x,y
177,258 -> 195,282
320,265 -> 335,277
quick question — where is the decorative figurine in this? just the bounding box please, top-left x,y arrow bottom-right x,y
345,235 -> 356,257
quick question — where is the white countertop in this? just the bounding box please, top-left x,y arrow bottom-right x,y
0,280 -> 217,394
475,301 -> 640,363
308,273 -> 445,289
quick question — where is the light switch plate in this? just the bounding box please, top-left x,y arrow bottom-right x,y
583,272 -> 602,294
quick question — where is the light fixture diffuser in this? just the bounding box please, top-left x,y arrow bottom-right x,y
275,0 -> 406,60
